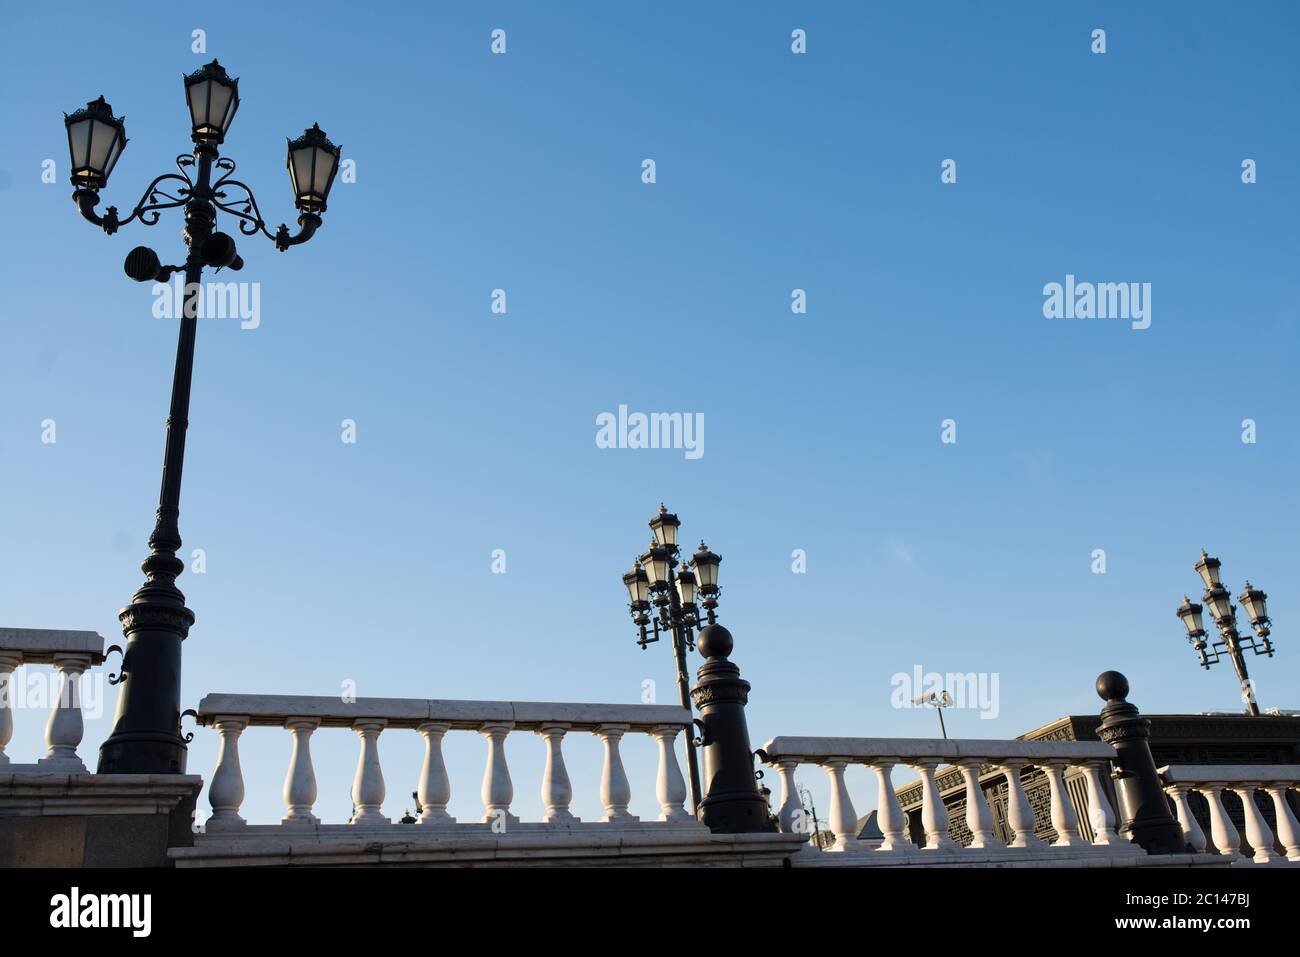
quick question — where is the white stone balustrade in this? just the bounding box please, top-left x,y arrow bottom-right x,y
0,629 -> 105,772
1159,765 -> 1300,864
762,735 -> 1143,863
194,694 -> 700,832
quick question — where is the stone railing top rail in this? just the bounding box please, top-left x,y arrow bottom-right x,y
760,736 -> 1116,763
0,628 -> 105,664
1159,764 -> 1300,785
195,693 -> 691,732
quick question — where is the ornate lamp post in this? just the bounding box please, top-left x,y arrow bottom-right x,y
620,506 -> 720,812
64,60 -> 342,773
1175,551 -> 1275,717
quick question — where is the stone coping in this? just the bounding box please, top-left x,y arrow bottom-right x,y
1158,764 -> 1300,785
204,820 -> 714,840
0,772 -> 204,817
792,849 -> 1225,869
0,628 -> 105,664
172,827 -> 805,868
196,693 -> 691,732
760,736 -> 1115,763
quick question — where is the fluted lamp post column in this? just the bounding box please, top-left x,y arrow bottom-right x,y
691,623 -> 775,833
63,61 -> 343,773
1095,671 -> 1188,854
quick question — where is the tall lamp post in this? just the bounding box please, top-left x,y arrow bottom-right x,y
1175,551 -> 1275,717
620,505 -> 720,813
64,60 -> 342,773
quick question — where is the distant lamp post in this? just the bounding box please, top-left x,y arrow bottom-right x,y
755,770 -> 772,818
620,505 -> 721,812
796,782 -> 826,849
913,689 -> 953,738
65,60 -> 341,773
1176,552 -> 1275,716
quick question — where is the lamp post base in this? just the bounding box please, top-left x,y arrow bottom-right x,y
97,606 -> 192,775
97,730 -> 189,775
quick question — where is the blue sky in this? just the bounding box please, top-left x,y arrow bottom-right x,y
1,2 -> 1297,827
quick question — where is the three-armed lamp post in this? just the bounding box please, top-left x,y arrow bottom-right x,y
621,506 -> 721,813
64,60 -> 342,773
1175,551 -> 1275,717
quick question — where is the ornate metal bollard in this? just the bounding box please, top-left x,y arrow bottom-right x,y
691,624 -> 775,833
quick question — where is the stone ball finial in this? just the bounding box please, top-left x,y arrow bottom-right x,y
1096,670 -> 1129,702
696,623 -> 733,660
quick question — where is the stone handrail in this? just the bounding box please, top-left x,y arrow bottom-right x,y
1159,764 -> 1300,863
194,693 -> 698,829
0,628 -> 106,772
761,735 -> 1134,858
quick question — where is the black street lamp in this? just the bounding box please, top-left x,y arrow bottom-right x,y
65,60 -> 341,773
620,506 -> 721,813
1175,551 -> 1275,717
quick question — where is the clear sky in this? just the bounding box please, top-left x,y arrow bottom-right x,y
1,2 -> 1297,828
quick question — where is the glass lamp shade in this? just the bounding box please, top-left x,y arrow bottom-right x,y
675,564 -> 697,607
649,505 -> 681,550
1237,582 -> 1269,627
1203,586 -> 1233,624
184,60 -> 239,144
64,96 -> 127,189
641,546 -> 673,591
690,542 -> 721,594
622,563 -> 650,605
286,123 -> 341,213
1194,551 -> 1222,590
1175,596 -> 1205,638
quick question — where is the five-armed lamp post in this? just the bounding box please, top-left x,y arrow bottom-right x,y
64,60 -> 342,773
621,506 -> 721,813
1175,551 -> 1275,717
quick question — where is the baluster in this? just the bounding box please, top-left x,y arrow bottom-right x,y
1232,785 -> 1280,863
207,715 -> 249,831
1165,784 -> 1206,852
1080,760 -> 1121,845
0,653 -> 19,767
538,722 -> 577,823
871,757 -> 916,853
596,723 -> 638,823
1197,784 -> 1240,857
350,719 -> 389,824
909,759 -> 958,850
956,759 -> 1003,849
998,760 -> 1046,848
773,758 -> 803,835
651,725 -> 691,823
38,653 -> 92,770
417,721 -> 455,824
479,721 -> 518,826
821,759 -> 861,851
282,717 -> 320,825
1040,760 -> 1086,847
1264,784 -> 1300,861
